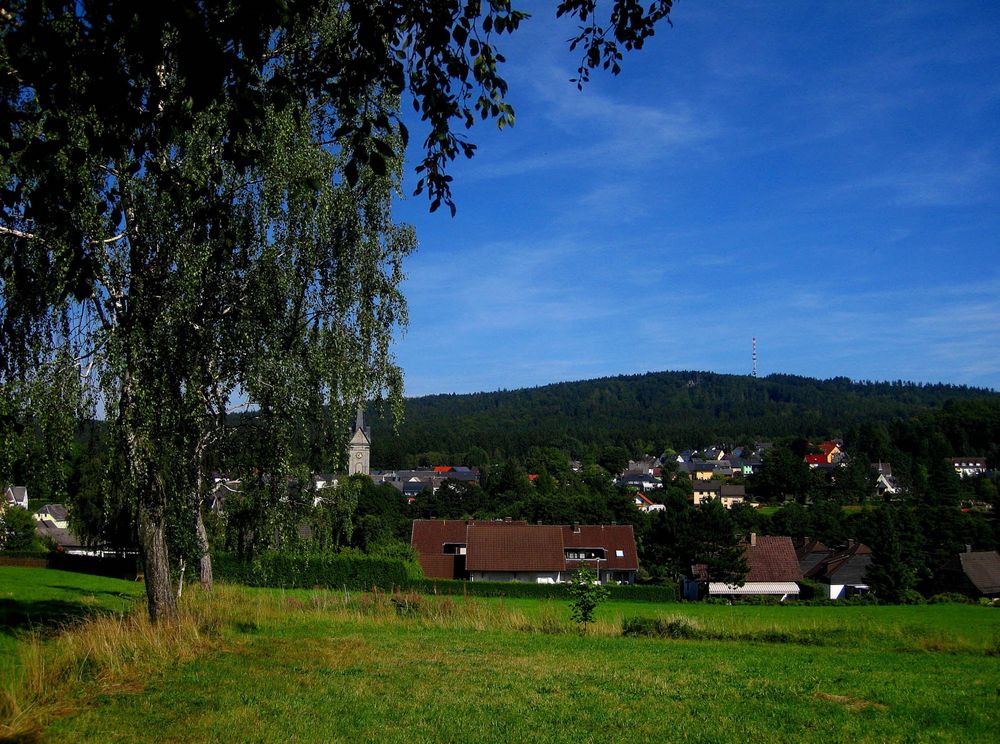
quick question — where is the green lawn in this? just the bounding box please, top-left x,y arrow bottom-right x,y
46,608 -> 1000,743
0,571 -> 986,744
0,565 -> 145,678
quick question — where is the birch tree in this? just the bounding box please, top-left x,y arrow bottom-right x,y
1,1 -> 675,621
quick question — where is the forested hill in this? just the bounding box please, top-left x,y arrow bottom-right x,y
369,371 -> 999,466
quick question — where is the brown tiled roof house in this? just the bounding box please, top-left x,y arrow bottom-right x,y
803,541 -> 873,599
934,550 -> 1000,598
411,519 -> 638,584
707,534 -> 802,600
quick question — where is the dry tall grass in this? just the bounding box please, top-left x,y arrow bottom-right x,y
0,585 -> 596,742
0,590 -> 223,743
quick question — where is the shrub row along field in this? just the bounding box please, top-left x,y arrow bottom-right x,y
2,567 -> 999,743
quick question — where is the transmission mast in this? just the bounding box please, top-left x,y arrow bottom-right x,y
752,337 -> 757,378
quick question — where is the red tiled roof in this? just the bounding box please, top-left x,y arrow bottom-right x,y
412,519 -> 639,574
411,519 -> 471,557
433,466 -> 452,473
465,523 -> 565,571
745,536 -> 803,583
418,554 -> 462,580
804,454 -> 827,464
818,441 -> 840,455
563,525 -> 639,570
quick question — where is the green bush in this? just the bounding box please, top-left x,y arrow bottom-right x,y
213,552 -> 420,590
928,592 -> 973,604
412,579 -> 678,602
622,615 -> 703,639
0,549 -> 52,560
900,589 -> 927,605
0,506 -> 44,551
796,578 -> 826,600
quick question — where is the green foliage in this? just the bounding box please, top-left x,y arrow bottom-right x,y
365,539 -> 420,564
0,506 -> 42,551
864,507 -> 917,603
927,593 -> 974,605
622,615 -> 704,639
566,567 -> 610,628
211,551 -> 419,591
412,579 -> 677,602
311,478 -> 361,552
750,445 -> 814,503
369,372 -> 999,466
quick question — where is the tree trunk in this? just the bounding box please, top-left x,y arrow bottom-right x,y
196,505 -> 213,591
190,445 -> 214,591
138,496 -> 177,622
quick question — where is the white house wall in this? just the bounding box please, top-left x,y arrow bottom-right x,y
469,571 -> 564,583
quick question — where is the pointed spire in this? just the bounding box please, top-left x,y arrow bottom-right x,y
355,406 -> 364,433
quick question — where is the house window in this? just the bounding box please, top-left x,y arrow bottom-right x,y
564,548 -> 606,560
615,550 -> 625,557
442,543 -> 467,555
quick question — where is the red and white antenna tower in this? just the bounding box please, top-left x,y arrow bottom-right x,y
752,337 -> 757,378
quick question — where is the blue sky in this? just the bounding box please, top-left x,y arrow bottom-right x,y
390,2 -> 1000,397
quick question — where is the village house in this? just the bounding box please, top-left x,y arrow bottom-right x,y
373,466 -> 480,501
933,549 -> 1000,598
32,503 -> 88,553
3,485 -> 28,510
802,540 -> 872,599
618,472 -> 661,492
627,456 -> 659,475
701,534 -> 802,601
411,519 -> 639,585
872,462 -> 900,498
633,491 -> 666,512
691,481 -> 745,508
795,538 -> 831,576
946,457 -> 988,479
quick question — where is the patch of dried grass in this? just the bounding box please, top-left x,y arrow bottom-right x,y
813,691 -> 887,712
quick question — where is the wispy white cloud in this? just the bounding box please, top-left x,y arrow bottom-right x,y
461,65 -> 722,181
831,147 -> 997,208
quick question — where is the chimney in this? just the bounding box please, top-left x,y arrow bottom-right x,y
966,544 -> 972,553
572,523 -> 580,534
504,516 -> 511,523
750,532 -> 757,546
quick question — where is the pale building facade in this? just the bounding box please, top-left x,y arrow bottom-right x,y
347,408 -> 371,476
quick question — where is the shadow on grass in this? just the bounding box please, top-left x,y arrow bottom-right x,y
43,584 -> 139,600
0,598 -> 122,637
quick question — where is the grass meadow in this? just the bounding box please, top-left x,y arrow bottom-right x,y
1,567 -> 999,743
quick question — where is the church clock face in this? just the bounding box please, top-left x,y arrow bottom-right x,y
355,452 -> 362,459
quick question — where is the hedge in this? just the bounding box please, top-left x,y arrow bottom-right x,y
0,549 -> 52,561
412,578 -> 678,602
0,550 -> 138,579
212,552 -> 421,591
212,553 -> 678,601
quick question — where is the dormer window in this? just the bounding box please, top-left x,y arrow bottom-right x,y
564,548 -> 606,560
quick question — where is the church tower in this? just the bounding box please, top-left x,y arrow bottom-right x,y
347,407 -> 371,476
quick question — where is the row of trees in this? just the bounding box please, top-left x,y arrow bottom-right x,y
368,373 -> 1000,467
